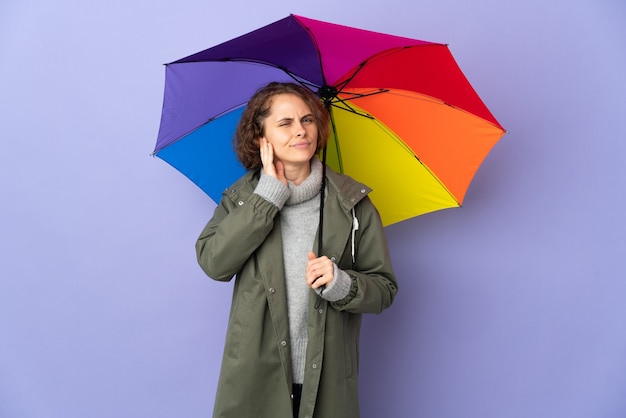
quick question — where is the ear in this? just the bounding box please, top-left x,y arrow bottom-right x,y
254,119 -> 264,138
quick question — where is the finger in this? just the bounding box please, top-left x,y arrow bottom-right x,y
307,269 -> 324,287
311,271 -> 333,289
265,139 -> 273,162
262,139 -> 271,162
260,139 -> 276,176
259,138 -> 268,164
306,266 -> 322,287
311,277 -> 325,289
306,254 -> 321,278
307,261 -> 333,288
307,256 -> 328,276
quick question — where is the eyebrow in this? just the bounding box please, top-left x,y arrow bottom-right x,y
276,114 -> 314,123
276,117 -> 294,124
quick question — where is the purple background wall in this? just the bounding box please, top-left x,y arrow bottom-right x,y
1,1 -> 625,417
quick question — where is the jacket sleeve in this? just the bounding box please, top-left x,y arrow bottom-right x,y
195,187 -> 280,282
331,197 -> 398,314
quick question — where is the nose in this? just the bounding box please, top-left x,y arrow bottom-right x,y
295,123 -> 305,137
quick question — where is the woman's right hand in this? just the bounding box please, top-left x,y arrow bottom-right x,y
260,137 -> 287,186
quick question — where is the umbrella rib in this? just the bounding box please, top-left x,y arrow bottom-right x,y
154,102 -> 250,154
330,101 -> 373,119
329,89 -> 388,119
334,45 -> 423,91
328,109 -> 343,173
298,20 -> 330,87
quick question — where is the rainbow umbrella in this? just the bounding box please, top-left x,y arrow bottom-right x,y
154,14 -> 505,226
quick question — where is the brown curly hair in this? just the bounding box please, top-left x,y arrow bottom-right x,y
234,82 -> 330,170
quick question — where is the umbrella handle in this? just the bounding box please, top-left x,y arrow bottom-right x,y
314,146 -> 327,310
318,146 -> 327,256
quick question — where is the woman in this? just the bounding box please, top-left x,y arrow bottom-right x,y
196,82 -> 398,418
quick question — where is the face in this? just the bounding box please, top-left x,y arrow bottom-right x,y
261,93 -> 318,167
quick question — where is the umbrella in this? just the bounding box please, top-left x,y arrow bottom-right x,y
153,14 -> 505,226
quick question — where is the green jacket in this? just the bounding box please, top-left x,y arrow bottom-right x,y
196,165 -> 398,418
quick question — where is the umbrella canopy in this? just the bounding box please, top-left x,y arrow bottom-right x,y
154,14 -> 505,226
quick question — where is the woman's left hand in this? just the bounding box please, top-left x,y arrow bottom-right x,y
306,251 -> 334,289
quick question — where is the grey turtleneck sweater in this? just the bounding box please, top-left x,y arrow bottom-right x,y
253,158 -> 352,384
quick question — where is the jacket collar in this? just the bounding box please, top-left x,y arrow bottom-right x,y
324,165 -> 371,212
233,160 -> 372,212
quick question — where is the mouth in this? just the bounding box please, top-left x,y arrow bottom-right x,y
290,141 -> 312,149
